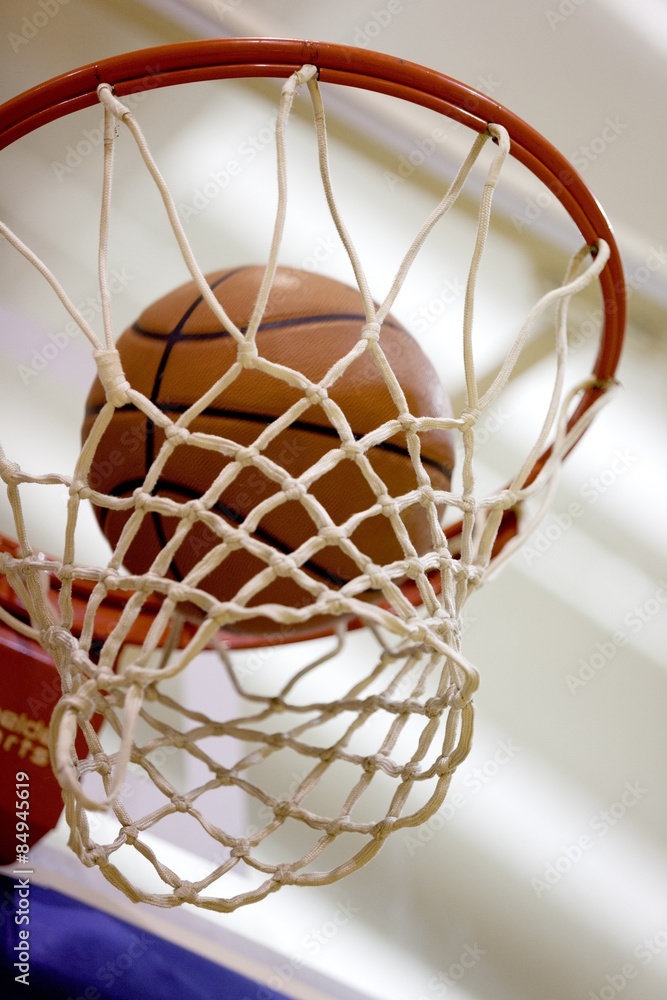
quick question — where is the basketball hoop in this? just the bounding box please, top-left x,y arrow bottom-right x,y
0,39 -> 625,911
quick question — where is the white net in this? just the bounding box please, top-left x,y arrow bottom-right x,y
0,64 -> 614,910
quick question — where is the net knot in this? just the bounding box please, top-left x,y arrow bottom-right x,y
499,488 -> 520,510
133,489 -> 154,512
92,348 -> 131,407
166,732 -> 188,751
318,524 -> 343,544
173,881 -> 199,904
96,668 -> 117,691
121,824 -> 140,845
372,817 -> 397,840
98,568 -> 121,590
377,493 -> 395,516
41,624 -> 77,657
273,800 -> 291,821
324,597 -> 348,617
236,444 -> 261,468
435,756 -> 454,779
57,563 -> 77,583
167,583 -> 190,605
70,648 -> 91,672
231,840 -> 250,860
183,498 -> 206,521
268,552 -> 297,578
403,557 -> 425,580
362,754 -> 382,774
271,864 -> 293,885
92,753 -> 112,778
430,607 -> 462,635
446,684 -> 471,710
86,844 -> 110,868
164,423 -> 190,447
171,795 -> 189,813
460,406 -> 481,430
367,571 -> 387,591
459,494 -> 477,515
325,817 -> 350,837
237,340 -> 258,366
283,481 -> 308,503
401,762 -> 421,782
340,440 -> 362,461
362,321 -> 381,342
419,484 -> 437,508
398,413 -> 418,434
305,385 -> 328,405
0,458 -> 22,486
424,695 -> 446,719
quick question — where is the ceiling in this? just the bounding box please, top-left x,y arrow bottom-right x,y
149,0 -> 667,309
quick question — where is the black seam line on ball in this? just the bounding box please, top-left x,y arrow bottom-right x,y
85,399 -> 453,482
97,478 -> 350,589
146,267 -> 249,477
132,312 -> 404,340
160,404 -> 454,482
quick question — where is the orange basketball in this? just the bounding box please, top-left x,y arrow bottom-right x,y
82,266 -> 455,636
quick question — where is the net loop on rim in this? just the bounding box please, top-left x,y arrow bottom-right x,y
0,49 -> 622,911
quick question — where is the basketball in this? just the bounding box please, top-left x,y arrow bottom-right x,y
82,266 -> 455,635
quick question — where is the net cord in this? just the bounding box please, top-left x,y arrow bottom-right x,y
0,63 -> 615,909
